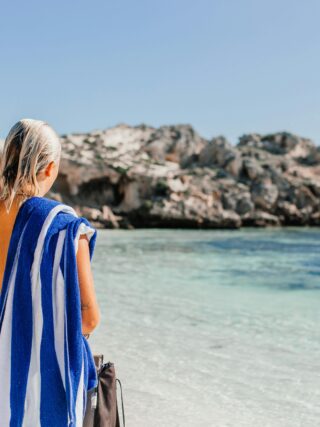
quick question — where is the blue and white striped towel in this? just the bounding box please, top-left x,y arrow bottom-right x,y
0,195 -> 98,427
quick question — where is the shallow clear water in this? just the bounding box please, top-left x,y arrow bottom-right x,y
89,228 -> 320,427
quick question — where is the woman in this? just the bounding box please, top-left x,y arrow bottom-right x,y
0,118 -> 101,426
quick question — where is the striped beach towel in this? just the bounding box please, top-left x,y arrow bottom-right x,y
0,195 -> 98,427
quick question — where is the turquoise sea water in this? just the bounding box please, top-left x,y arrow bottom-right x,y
89,228 -> 320,427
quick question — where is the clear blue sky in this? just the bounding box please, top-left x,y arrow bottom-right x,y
0,0 -> 319,144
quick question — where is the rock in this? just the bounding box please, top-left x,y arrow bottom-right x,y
242,211 -> 280,227
242,158 -> 265,181
135,192 -> 242,229
276,201 -> 306,225
198,137 -> 242,177
238,133 -> 262,148
117,180 -> 145,212
251,180 -> 279,211
302,146 -> 320,165
31,124 -> 320,229
167,177 -> 189,193
236,197 -> 254,216
203,208 -> 241,229
294,186 -> 319,210
143,125 -> 206,167
221,193 -> 236,211
101,205 -> 122,229
80,206 -> 102,221
221,184 -> 253,215
238,132 -> 315,157
306,182 -> 320,197
310,212 -> 320,225
219,210 -> 241,228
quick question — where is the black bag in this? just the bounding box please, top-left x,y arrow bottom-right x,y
83,354 -> 125,427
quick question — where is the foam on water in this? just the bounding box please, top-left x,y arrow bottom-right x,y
89,228 -> 320,427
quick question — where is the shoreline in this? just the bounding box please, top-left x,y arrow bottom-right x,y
88,218 -> 320,230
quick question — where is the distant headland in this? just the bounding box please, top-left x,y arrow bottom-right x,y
3,124 -> 320,228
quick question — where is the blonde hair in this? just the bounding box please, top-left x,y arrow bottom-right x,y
0,118 -> 61,213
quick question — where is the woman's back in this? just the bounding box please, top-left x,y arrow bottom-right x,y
0,193 -> 100,426
0,197 -> 21,293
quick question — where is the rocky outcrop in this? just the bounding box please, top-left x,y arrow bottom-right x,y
2,124 -> 320,228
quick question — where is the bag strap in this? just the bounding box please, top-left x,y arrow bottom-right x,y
116,378 -> 126,427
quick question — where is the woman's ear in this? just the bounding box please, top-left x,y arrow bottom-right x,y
44,160 -> 55,177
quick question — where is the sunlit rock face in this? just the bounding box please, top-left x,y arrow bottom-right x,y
1,125 -> 320,228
